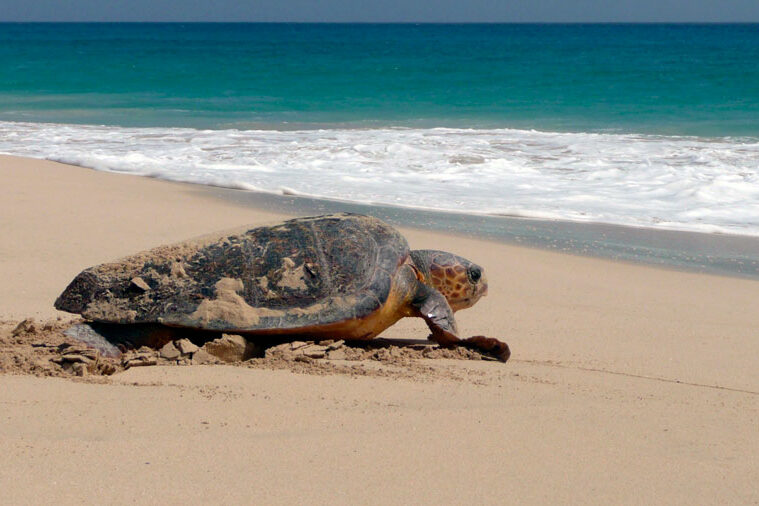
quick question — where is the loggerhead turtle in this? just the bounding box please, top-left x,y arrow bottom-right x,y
55,214 -> 510,361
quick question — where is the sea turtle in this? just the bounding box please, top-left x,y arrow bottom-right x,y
55,214 -> 510,361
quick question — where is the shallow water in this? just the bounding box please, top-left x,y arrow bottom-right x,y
3,121 -> 759,236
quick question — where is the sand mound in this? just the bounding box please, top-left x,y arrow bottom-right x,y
0,318 -> 493,382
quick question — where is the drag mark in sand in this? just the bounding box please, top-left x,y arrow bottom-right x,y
514,359 -> 759,396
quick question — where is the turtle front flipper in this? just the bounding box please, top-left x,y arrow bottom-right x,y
459,335 -> 511,362
412,286 -> 510,362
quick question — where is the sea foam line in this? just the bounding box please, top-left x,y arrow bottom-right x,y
1,121 -> 758,236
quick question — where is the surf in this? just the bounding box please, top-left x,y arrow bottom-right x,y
2,120 -> 758,236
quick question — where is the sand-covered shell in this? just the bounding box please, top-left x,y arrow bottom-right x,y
55,214 -> 409,333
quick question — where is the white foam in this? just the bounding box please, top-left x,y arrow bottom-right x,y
2,121 -> 758,236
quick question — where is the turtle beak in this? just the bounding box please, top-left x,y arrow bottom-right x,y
478,273 -> 489,298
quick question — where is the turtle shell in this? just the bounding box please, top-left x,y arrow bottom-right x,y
55,214 -> 410,333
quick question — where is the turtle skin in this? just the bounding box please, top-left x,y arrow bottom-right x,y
55,214 -> 410,334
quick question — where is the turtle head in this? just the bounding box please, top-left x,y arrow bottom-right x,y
409,250 -> 488,312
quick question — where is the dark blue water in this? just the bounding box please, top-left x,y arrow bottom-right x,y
1,23 -> 759,135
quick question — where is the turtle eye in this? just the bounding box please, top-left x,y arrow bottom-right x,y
468,267 -> 481,283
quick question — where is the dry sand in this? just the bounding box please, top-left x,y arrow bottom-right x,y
1,154 -> 758,505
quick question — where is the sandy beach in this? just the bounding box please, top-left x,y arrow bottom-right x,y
1,154 -> 758,504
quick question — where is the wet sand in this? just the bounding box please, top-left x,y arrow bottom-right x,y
1,154 -> 758,504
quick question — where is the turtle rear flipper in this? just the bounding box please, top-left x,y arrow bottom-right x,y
63,322 -> 203,357
413,286 -> 510,362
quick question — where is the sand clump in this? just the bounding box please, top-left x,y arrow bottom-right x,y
0,318 -> 493,382
0,318 -> 85,378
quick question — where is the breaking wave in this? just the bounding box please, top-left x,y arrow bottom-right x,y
2,121 -> 758,236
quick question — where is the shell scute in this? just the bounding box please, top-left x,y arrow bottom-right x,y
365,271 -> 392,303
354,293 -> 383,319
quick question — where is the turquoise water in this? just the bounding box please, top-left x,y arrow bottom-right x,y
1,23 -> 759,135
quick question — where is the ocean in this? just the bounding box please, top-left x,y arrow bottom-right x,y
1,23 -> 758,236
